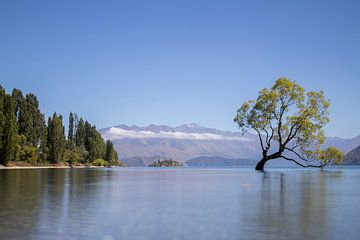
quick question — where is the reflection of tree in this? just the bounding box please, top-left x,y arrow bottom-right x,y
238,171 -> 341,240
0,169 -> 112,239
36,169 -> 108,239
0,170 -> 44,239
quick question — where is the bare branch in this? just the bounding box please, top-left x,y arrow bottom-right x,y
255,129 -> 265,152
280,155 -> 324,168
284,147 -> 309,162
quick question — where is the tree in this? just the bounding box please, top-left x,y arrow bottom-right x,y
68,112 -> 75,149
105,140 -> 119,166
75,118 -> 85,149
47,113 -> 65,163
11,88 -> 23,120
0,86 -> 6,159
234,78 -> 343,170
0,95 -> 19,165
17,93 -> 45,147
84,121 -> 105,162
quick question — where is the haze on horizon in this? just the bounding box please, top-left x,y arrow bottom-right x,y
1,0 -> 359,138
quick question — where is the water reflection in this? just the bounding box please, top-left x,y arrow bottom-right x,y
238,171 -> 330,239
0,168 -> 359,240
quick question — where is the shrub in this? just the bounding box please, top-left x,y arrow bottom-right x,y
92,158 -> 107,166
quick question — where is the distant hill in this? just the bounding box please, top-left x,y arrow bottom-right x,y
344,146 -> 360,165
100,124 -> 360,166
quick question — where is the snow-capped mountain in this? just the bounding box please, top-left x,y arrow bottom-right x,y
99,124 -> 259,162
99,124 -> 360,165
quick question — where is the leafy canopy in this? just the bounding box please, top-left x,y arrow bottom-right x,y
234,77 -> 343,167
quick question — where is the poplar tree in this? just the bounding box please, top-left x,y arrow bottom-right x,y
11,88 -> 23,120
47,113 -> 65,163
0,86 -> 6,155
84,121 -> 106,162
75,118 -> 85,149
68,112 -> 75,149
105,140 -> 119,165
0,95 -> 18,165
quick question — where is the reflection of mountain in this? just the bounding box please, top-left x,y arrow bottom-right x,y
100,124 -> 360,166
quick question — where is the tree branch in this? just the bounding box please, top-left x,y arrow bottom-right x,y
284,147 -> 309,162
255,129 -> 265,152
280,155 -> 324,168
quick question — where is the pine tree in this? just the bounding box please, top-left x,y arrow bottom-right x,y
0,95 -> 19,165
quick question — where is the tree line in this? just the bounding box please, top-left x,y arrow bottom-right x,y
0,85 -> 120,167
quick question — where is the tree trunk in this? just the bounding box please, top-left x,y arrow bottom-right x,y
255,157 -> 269,171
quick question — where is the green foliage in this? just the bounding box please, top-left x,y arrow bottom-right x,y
19,145 -> 39,164
63,148 -> 83,166
68,112 -> 75,149
149,159 -> 183,167
75,118 -> 85,149
234,77 -> 343,169
0,85 -> 122,167
47,113 -> 65,163
0,95 -> 19,165
92,158 -> 107,167
105,140 -> 119,165
84,121 -> 106,162
17,93 -> 45,147
0,86 -> 5,159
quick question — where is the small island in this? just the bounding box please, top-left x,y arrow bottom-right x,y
149,159 -> 183,167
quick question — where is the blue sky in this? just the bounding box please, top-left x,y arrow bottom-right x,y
1,0 -> 359,138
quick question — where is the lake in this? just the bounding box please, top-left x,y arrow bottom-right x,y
0,167 -> 359,240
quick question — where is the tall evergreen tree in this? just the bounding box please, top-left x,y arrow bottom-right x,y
68,112 -> 75,149
105,140 -> 118,165
84,121 -> 106,162
18,93 -> 45,147
0,95 -> 19,165
75,118 -> 85,149
11,88 -> 23,120
0,86 -> 6,155
47,113 -> 65,164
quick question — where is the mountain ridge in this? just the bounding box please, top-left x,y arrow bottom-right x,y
99,123 -> 360,165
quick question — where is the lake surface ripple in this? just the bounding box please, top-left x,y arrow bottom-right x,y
0,167 -> 359,240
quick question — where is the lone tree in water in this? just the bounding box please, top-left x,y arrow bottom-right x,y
234,78 -> 343,171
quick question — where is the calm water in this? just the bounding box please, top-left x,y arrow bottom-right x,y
0,167 -> 360,240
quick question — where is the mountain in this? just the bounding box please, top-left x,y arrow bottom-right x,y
344,145 -> 360,165
99,124 -> 360,166
100,124 -> 260,162
323,136 -> 360,154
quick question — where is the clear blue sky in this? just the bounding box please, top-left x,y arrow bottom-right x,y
1,0 -> 359,138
